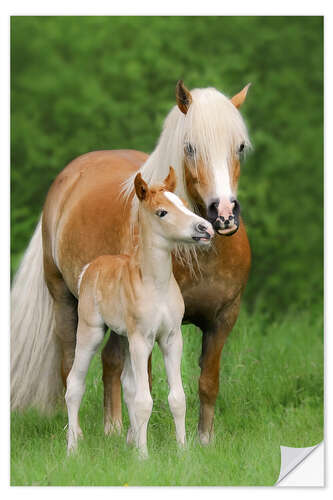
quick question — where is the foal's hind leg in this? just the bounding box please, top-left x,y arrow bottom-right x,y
121,342 -> 137,445
121,345 -> 153,446
102,334 -> 152,436
101,331 -> 125,435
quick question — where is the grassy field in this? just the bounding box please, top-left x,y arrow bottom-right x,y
10,304 -> 323,486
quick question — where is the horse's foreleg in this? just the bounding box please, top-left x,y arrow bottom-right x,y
198,295 -> 241,445
101,331 -> 124,435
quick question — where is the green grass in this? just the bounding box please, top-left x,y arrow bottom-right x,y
11,304 -> 323,486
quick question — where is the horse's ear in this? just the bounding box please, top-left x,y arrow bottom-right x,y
134,173 -> 149,201
231,83 -> 251,109
164,166 -> 177,192
176,80 -> 192,114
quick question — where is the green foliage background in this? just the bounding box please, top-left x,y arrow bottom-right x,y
11,16 -> 323,314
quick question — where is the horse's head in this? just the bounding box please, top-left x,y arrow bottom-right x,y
134,167 -> 214,247
176,80 -> 251,236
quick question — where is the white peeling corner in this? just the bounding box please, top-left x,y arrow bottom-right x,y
276,442 -> 324,486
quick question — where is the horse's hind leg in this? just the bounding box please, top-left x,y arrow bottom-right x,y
54,297 -> 79,388
102,331 -> 125,435
45,267 -> 78,389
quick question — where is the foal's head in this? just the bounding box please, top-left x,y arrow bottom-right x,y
134,167 -> 214,247
175,80 -> 251,236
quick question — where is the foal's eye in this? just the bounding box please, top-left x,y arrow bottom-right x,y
156,210 -> 168,218
238,142 -> 245,154
185,142 -> 196,157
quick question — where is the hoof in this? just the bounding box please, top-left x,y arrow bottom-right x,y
104,419 -> 123,436
66,426 -> 83,455
67,442 -> 78,456
126,427 -> 135,445
177,438 -> 187,450
138,447 -> 149,460
198,431 -> 211,446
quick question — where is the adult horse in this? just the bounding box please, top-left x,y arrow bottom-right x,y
11,81 -> 251,445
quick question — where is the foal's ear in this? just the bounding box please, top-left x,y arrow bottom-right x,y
176,80 -> 192,114
164,166 -> 177,193
231,83 -> 251,109
134,173 -> 149,201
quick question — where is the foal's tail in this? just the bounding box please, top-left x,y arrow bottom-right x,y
10,217 -> 63,413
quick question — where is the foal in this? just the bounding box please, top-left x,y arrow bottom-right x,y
65,167 -> 214,457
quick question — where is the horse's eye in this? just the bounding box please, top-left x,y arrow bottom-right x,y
238,142 -> 245,154
156,210 -> 168,218
185,143 -> 196,157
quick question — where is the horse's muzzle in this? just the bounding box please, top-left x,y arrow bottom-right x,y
213,217 -> 239,236
208,197 -> 241,236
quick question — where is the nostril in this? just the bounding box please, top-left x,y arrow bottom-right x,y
224,220 -> 230,226
213,218 -> 223,229
207,199 -> 219,221
197,223 -> 207,233
231,198 -> 240,216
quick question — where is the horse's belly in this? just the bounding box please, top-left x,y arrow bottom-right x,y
180,275 -> 246,328
182,285 -> 223,322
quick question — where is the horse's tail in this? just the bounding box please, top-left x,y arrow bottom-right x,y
10,216 -> 63,413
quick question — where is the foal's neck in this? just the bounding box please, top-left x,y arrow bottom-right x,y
136,212 -> 173,291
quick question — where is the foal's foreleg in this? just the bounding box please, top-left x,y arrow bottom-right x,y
128,332 -> 153,458
65,320 -> 104,454
159,328 -> 186,447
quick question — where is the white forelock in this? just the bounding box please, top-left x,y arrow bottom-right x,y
123,86 -> 250,206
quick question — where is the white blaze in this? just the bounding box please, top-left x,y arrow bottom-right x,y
211,161 -> 233,201
164,191 -> 197,217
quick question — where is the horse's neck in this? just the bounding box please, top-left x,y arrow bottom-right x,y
136,216 -> 173,292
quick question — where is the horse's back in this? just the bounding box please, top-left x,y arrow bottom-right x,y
46,150 -> 147,201
43,150 -> 148,297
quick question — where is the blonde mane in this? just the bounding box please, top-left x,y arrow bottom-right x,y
122,86 -> 251,275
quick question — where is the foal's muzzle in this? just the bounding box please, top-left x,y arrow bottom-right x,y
207,198 -> 241,236
192,222 -> 214,244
